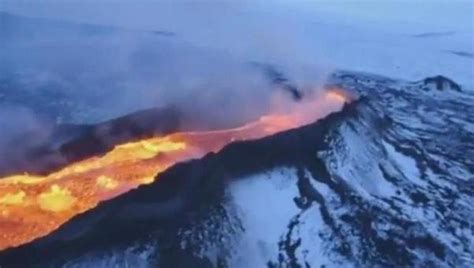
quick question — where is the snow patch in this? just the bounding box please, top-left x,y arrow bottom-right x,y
227,167 -> 300,267
383,140 -> 425,187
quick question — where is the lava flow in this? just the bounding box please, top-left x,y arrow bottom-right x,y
0,90 -> 347,250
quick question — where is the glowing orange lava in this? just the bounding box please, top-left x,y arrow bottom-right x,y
0,91 -> 347,250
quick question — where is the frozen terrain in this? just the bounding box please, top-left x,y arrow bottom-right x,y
2,1 -> 472,88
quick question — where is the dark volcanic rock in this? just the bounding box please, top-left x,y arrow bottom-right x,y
251,62 -> 304,101
423,75 -> 462,92
0,106 -> 181,177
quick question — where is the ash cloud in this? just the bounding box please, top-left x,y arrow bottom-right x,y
1,1 -> 330,121
0,1 -> 332,170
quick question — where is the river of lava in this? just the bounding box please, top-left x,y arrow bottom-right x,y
0,90 -> 347,250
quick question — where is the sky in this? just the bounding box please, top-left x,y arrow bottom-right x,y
1,1 -> 472,27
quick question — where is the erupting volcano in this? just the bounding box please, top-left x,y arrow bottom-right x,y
0,90 -> 347,250
1,4 -> 472,266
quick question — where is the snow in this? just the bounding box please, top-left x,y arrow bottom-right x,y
62,243 -> 156,268
227,167 -> 347,267
331,124 -> 399,198
292,205 -> 337,267
383,140 -> 425,187
227,167 -> 301,267
1,1 -> 472,89
311,22 -> 473,88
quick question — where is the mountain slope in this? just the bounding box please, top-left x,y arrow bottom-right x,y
0,71 -> 473,267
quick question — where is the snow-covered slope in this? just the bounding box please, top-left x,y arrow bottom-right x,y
194,72 -> 474,267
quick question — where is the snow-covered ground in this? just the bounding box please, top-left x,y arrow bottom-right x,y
228,168 -> 303,267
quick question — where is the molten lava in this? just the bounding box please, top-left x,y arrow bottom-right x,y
0,91 -> 347,250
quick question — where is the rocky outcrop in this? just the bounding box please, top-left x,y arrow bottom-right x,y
423,75 -> 462,92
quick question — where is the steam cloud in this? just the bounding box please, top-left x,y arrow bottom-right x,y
0,1 -> 333,173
